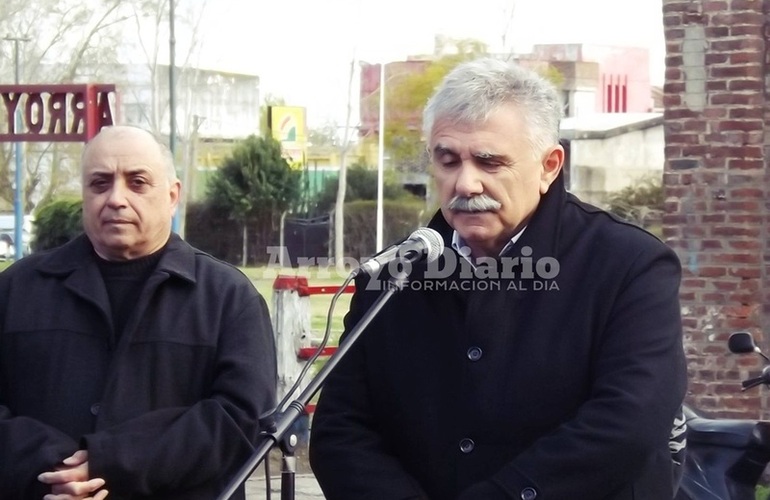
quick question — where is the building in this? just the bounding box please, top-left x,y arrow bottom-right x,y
528,44 -> 654,115
116,63 -> 261,201
359,59 -> 430,140
560,113 -> 664,206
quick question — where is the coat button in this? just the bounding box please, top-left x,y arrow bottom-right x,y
521,487 -> 537,500
459,438 -> 475,453
467,346 -> 483,361
90,403 -> 101,416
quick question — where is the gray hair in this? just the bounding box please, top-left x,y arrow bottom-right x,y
422,57 -> 563,157
82,125 -> 178,181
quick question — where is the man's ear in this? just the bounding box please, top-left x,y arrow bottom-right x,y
540,145 -> 564,195
170,180 -> 182,215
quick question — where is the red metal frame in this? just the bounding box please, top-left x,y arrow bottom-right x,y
273,274 -> 353,361
273,274 -> 355,297
0,83 -> 116,142
304,284 -> 356,295
297,346 -> 338,360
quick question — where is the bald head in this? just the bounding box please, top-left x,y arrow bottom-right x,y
82,126 -> 177,182
81,125 -> 181,261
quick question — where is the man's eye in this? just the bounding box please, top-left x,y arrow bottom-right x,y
130,178 -> 149,188
90,179 -> 110,190
438,156 -> 460,167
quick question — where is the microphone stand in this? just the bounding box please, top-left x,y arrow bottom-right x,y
217,269 -> 410,500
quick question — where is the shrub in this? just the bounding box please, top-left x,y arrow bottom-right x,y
342,199 -> 428,260
605,175 -> 664,232
32,198 -> 83,252
314,163 -> 417,214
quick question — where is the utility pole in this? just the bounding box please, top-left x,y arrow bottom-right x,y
169,0 -> 179,233
3,35 -> 30,261
376,62 -> 386,252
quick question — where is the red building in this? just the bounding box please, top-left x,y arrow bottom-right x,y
359,59 -> 430,139
530,44 -> 654,114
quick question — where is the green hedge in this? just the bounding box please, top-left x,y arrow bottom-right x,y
342,199 -> 429,260
32,198 -> 83,252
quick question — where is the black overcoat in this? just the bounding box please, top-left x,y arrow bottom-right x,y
0,234 -> 277,499
310,175 -> 687,500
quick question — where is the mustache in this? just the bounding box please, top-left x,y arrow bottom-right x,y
447,195 -> 502,212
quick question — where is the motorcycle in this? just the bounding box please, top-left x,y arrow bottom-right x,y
675,331 -> 770,499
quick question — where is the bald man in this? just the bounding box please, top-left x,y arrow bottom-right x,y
0,126 -> 277,499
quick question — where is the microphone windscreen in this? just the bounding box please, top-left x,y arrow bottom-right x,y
408,227 -> 443,263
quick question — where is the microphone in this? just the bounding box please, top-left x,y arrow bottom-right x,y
353,227 -> 444,277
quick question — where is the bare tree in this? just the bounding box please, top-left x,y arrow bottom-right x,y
333,56 -> 358,272
0,0 -> 211,216
123,0 -> 211,239
125,0 -> 210,137
0,0 -> 129,211
499,0 -> 517,54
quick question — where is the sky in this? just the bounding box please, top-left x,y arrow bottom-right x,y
193,0 -> 666,128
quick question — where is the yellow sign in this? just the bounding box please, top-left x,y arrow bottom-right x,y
268,106 -> 307,169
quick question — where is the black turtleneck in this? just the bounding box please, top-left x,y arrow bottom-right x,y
96,246 -> 166,339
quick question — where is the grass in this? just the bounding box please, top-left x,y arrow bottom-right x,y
241,265 -> 353,347
244,265 -> 354,410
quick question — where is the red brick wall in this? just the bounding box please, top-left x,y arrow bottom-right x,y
662,0 -> 770,417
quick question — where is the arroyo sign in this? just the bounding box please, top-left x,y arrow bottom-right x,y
0,83 -> 116,142
0,83 -> 117,261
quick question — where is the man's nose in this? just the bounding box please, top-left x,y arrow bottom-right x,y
106,182 -> 129,207
454,163 -> 483,196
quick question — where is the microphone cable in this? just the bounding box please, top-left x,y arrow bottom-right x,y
272,270 -> 356,415
257,271 -> 355,499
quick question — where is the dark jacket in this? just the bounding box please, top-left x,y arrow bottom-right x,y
0,234 -> 277,499
310,175 -> 687,500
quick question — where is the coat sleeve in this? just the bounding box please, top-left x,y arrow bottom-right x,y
478,244 -> 688,498
0,407 -> 80,497
83,291 -> 277,496
0,263 -> 80,497
309,276 -> 430,500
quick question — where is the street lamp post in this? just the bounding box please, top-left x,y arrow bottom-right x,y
376,62 -> 386,252
4,35 -> 30,261
169,0 -> 179,233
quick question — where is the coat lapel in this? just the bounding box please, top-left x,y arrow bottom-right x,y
37,235 -> 113,329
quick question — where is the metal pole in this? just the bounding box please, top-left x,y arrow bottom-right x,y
4,36 -> 29,261
375,62 -> 385,252
169,0 -> 180,233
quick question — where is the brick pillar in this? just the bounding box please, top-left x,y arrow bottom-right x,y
662,0 -> 770,418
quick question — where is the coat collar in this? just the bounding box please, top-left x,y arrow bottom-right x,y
427,172 -> 567,261
36,233 -> 198,284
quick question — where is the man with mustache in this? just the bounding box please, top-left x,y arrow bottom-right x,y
310,58 -> 687,499
0,125 -> 277,499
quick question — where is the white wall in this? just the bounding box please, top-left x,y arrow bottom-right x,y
569,124 -> 664,206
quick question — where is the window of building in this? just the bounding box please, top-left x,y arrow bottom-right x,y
603,74 -> 627,113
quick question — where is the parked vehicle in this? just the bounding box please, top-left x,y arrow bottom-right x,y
0,214 -> 33,259
675,332 -> 770,500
